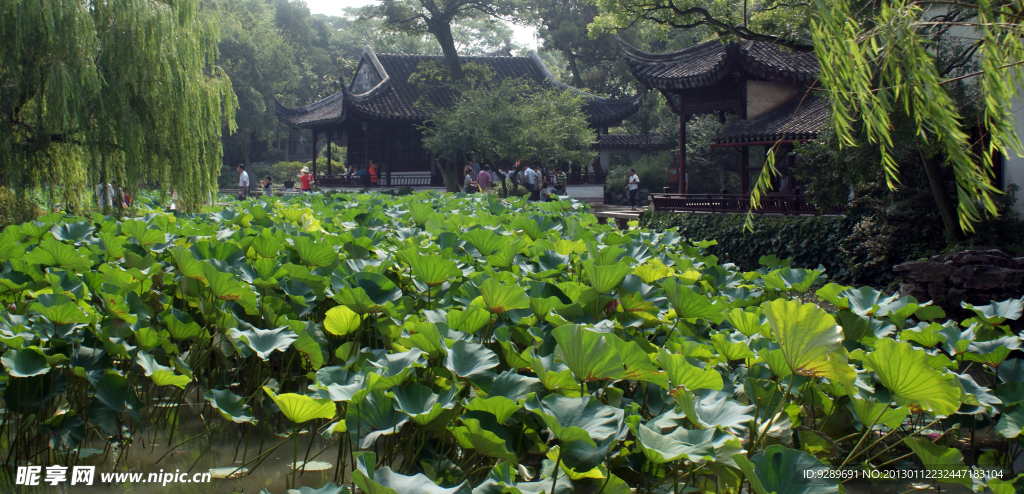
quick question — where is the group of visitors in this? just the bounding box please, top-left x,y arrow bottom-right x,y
342,162 -> 378,186
236,164 -> 317,200
95,181 -> 132,209
461,157 -> 569,201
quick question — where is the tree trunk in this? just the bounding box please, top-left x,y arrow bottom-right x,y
436,156 -> 461,192
565,50 -> 583,88
428,19 -> 464,81
921,151 -> 965,242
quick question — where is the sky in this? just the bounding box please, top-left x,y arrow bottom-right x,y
301,0 -> 541,49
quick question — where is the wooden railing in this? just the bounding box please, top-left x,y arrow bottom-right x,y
317,172 -> 434,187
566,172 -> 607,185
650,193 -> 844,215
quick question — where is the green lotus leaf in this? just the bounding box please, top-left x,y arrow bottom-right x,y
136,353 -> 189,388
204,389 -> 255,424
815,283 -> 851,309
605,336 -> 668,387
963,337 -> 1019,366
523,348 -> 580,392
400,251 -> 461,287
231,326 -> 297,360
710,332 -> 756,361
286,482 -> 349,494
25,237 -> 93,272
477,278 -> 529,314
474,461 -> 573,494
446,306 -> 491,334
200,263 -> 258,313
633,258 -> 674,284
343,272 -> 402,309
903,437 -> 972,486
637,423 -> 742,464
762,299 -> 855,393
263,386 -> 335,424
311,367 -> 364,402
452,412 -> 517,464
2,347 -> 51,377
464,396 -> 521,425
460,229 -> 506,257
251,235 -> 282,258
999,359 -> 1024,383
662,279 -> 724,323
724,307 -> 769,337
30,294 -> 91,325
901,322 -> 944,348
734,445 -> 838,494
169,246 -> 207,283
0,234 -> 25,261
399,321 -> 446,360
346,390 -> 409,448
537,250 -> 571,273
657,350 -> 723,391
761,267 -> 822,294
860,338 -> 961,416
525,394 -> 624,447
289,236 -> 339,267
580,259 -> 631,294
487,240 -> 526,269
486,370 -> 544,402
996,406 -> 1024,438
444,340 -> 499,382
840,286 -> 898,316
89,372 -> 143,437
353,452 -> 471,494
51,222 -> 94,244
323,305 -> 361,336
162,308 -> 203,340
962,298 -> 1023,326
552,325 -> 625,383
121,219 -> 165,247
849,398 -> 909,430
390,382 -> 460,425
673,390 -> 754,433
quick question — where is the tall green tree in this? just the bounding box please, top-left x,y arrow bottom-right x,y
364,0 -> 531,80
421,78 -> 597,191
0,0 -> 237,211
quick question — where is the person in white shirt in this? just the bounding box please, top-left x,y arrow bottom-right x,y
625,168 -> 640,210
237,164 -> 250,200
95,182 -> 114,207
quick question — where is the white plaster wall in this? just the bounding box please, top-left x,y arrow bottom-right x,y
1005,95 -> 1024,214
746,81 -> 802,119
566,184 -> 605,204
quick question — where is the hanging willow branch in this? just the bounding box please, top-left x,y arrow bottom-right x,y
0,0 -> 238,212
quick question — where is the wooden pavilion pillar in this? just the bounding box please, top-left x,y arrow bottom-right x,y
311,130 -> 318,177
740,146 -> 749,195
678,115 -> 687,194
326,130 -> 332,176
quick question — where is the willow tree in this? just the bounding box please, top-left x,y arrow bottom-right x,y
0,0 -> 237,212
810,0 -> 1023,240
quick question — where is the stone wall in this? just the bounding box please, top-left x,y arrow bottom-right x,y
894,250 -> 1024,313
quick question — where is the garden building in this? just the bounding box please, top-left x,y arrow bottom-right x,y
618,37 -> 833,212
274,46 -> 643,187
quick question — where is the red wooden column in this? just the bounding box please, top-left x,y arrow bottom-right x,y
326,130 -> 332,176
678,115 -> 687,194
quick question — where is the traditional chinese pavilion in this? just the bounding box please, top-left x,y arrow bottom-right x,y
275,46 -> 643,186
619,37 -> 829,203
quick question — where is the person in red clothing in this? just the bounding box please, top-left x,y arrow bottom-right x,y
299,166 -> 314,193
368,161 -> 378,186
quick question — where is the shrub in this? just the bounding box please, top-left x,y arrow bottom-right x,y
605,153 -> 672,195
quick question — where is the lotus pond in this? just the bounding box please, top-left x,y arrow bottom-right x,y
0,191 -> 1020,494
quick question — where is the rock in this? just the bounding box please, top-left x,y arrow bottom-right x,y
900,283 -> 929,302
955,265 -> 1024,291
927,281 -> 948,304
894,261 -> 955,283
948,249 -> 1015,268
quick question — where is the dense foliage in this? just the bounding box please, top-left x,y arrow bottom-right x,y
0,0 -> 238,212
0,192 -> 1020,493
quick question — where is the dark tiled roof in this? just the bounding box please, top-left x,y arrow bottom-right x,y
275,91 -> 344,128
619,37 -> 819,90
275,47 -> 641,128
597,134 -> 672,149
713,94 -> 830,144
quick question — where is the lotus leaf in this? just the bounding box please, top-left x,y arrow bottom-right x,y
859,339 -> 961,416
205,389 -> 256,424
263,387 -> 336,424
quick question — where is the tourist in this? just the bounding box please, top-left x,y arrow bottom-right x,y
237,164 -> 249,200
95,181 -> 113,207
471,157 -> 480,178
539,180 -> 555,201
112,181 -> 126,209
345,165 -> 357,185
369,161 -> 379,186
555,168 -> 567,194
477,165 -> 493,191
625,168 -> 640,210
299,167 -> 313,193
355,165 -> 367,185
521,164 -> 536,199
464,167 -> 476,192
261,175 -> 274,196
